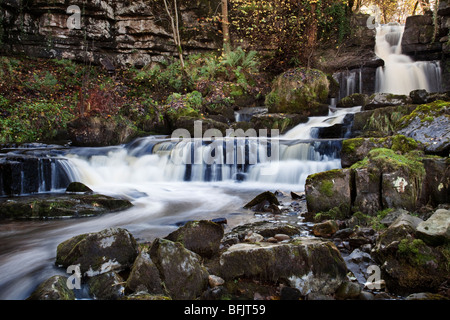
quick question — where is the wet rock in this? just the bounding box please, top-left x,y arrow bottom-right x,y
164,220 -> 224,258
88,272 -> 125,300
417,209 -> 450,245
125,249 -> 164,295
337,93 -> 369,108
244,191 -> 280,209
216,238 -> 347,296
66,182 -> 93,193
244,231 -> 264,243
312,220 -> 339,238
27,275 -> 75,300
0,193 -> 133,220
149,238 -> 209,300
280,286 -> 301,300
251,113 -> 307,134
55,227 -> 138,276
397,101 -> 450,155
335,281 -> 362,300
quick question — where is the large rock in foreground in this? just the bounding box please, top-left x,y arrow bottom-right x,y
149,238 -> 209,300
55,227 -> 138,276
215,238 -> 348,296
27,275 -> 75,300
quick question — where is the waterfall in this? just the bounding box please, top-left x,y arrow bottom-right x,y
59,107 -> 360,192
375,23 -> 442,95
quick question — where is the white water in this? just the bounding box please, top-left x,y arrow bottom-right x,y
375,23 -> 442,95
0,106 -> 360,300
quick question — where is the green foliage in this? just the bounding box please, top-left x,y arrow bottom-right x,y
0,100 -> 75,143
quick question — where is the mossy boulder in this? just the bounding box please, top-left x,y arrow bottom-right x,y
215,238 -> 347,296
0,193 -> 133,220
305,169 -> 352,218
27,275 -> 75,300
265,68 -> 329,115
149,238 -> 209,300
55,227 -> 138,276
397,100 -> 450,155
164,91 -> 203,126
88,271 -> 125,300
164,220 -> 224,258
341,135 -> 420,168
373,213 -> 450,294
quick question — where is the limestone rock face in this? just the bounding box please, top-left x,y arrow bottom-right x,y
0,0 -> 221,68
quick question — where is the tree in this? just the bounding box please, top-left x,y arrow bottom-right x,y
221,0 -> 231,53
162,0 -> 185,69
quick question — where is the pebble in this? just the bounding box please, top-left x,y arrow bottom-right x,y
274,234 -> 290,241
208,275 -> 225,287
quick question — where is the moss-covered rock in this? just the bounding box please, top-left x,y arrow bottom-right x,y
55,227 -> 138,276
27,275 -> 75,300
164,220 -> 224,258
149,238 -> 209,300
397,100 -> 450,155
265,68 -> 329,115
88,271 -> 125,300
305,169 -> 352,218
373,213 -> 450,294
0,193 -> 132,220
66,182 -> 93,193
337,93 -> 369,108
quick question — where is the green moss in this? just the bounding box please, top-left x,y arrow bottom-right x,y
319,180 -> 334,197
398,238 -> 436,266
399,100 -> 450,128
390,135 -> 419,154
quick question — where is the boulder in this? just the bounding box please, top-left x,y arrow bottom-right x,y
125,249 -> 164,294
334,281 -> 362,300
149,238 -> 209,300
337,93 -> 369,108
27,275 -> 75,300
419,157 -> 450,207
66,182 -> 93,193
417,209 -> 450,245
164,220 -> 224,258
397,101 -> 450,155
216,238 -> 348,296
305,169 -> 352,218
88,272 -> 125,300
312,220 -> 339,238
373,213 -> 450,294
265,68 -> 329,115
244,191 -> 280,209
55,227 -> 138,276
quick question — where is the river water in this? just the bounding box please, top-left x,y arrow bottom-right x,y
0,107 -> 361,300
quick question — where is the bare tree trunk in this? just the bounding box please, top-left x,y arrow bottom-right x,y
221,0 -> 231,53
163,0 -> 185,69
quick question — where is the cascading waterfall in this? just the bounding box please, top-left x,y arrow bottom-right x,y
62,107 -> 360,192
375,23 -> 442,95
